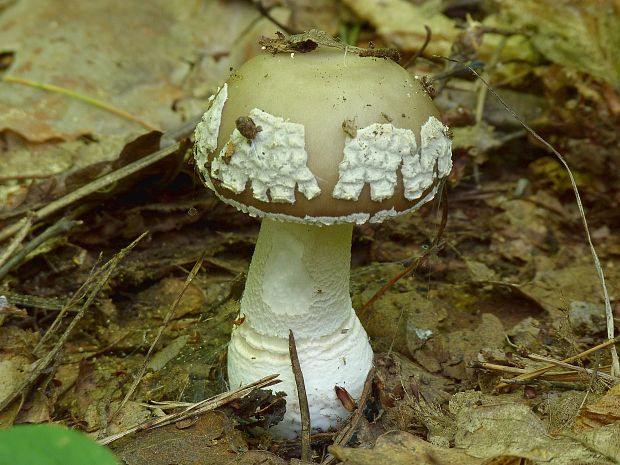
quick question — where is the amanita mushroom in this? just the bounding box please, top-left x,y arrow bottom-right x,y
194,40 -> 452,437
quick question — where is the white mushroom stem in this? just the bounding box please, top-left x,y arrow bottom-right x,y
227,218 -> 373,438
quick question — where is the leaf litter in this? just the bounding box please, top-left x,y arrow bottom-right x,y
1,1 -> 620,464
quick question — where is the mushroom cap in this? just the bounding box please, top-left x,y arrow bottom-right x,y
194,47 -> 452,224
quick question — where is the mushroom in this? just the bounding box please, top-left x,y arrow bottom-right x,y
193,44 -> 452,437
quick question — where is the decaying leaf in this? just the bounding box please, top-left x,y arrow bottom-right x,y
451,391 -> 611,464
287,0 -> 340,34
575,383 -> 620,431
111,410 -> 286,465
329,430 -> 484,465
0,0 -> 259,143
0,327 -> 39,427
339,0 -> 456,57
528,157 -> 589,194
489,197 -> 554,263
518,260 -> 620,319
451,121 -> 505,154
496,0 -> 620,87
575,422 -> 620,463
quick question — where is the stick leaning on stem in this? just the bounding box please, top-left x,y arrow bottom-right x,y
289,330 -> 311,462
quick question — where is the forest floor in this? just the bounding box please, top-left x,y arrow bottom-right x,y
1,1 -> 620,464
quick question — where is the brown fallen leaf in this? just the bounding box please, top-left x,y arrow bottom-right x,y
329,430 -> 483,465
574,422 -> 620,463
0,326 -> 38,427
482,457 -> 534,465
0,0 -> 257,142
496,0 -> 620,87
112,410 -> 286,465
339,0 -> 456,57
451,391 -> 611,464
574,383 -> 620,431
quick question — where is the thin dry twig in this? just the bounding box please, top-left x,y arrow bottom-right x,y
260,29 -> 400,61
0,141 -> 181,245
97,374 -> 281,446
1,292 -> 67,312
109,253 -> 205,426
253,0 -> 295,35
471,360 -> 610,383
452,62 -> 620,376
402,25 -> 432,69
322,367 -> 375,465
0,213 -> 33,269
528,353 -> 617,384
0,232 -> 146,413
0,217 -> 81,280
289,330 -> 311,462
469,361 -> 530,376
500,378 -> 587,390
359,185 -> 448,317
495,335 -> 620,390
33,256 -> 103,355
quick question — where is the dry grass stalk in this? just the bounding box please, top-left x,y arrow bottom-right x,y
97,374 -> 281,446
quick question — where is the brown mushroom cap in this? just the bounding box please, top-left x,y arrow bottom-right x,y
196,47 -> 449,223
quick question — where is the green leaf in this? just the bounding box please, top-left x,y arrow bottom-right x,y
0,424 -> 118,465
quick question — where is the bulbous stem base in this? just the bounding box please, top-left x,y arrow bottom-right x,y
227,218 -> 373,438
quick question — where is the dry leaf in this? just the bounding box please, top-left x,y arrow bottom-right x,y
329,430 -> 483,465
496,0 -> 620,87
111,410 -> 287,465
451,391 -> 611,465
575,383 -> 620,431
339,0 -> 456,56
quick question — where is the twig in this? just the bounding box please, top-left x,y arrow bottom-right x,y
109,254 -> 205,427
158,116 -> 201,149
359,185 -> 448,317
452,61 -> 620,376
402,25 -> 432,69
0,141 -> 181,245
500,378 -> 587,390
260,29 -> 400,62
33,256 -> 102,355
0,214 -> 33,269
322,367 -> 375,465
1,75 -> 160,131
97,374 -> 281,446
253,0 -> 295,35
0,292 -> 67,312
0,217 -> 81,280
495,335 -> 620,390
470,360 -> 607,382
527,353 -> 618,383
469,361 -> 529,375
0,232 -> 146,412
289,330 -> 311,462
